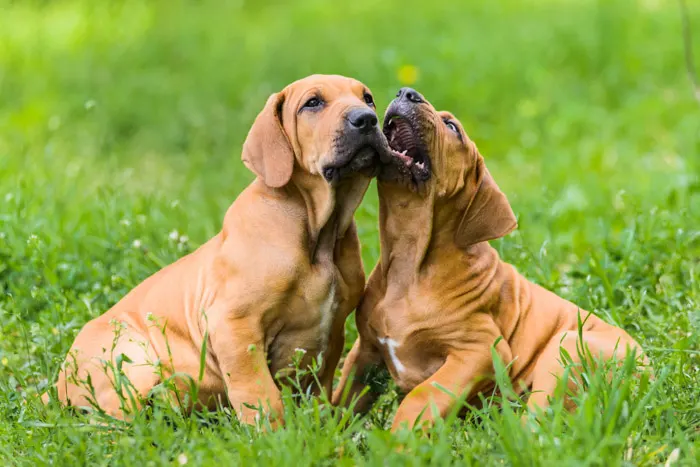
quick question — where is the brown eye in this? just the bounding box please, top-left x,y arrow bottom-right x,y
303,97 -> 323,109
445,120 -> 459,134
363,93 -> 375,106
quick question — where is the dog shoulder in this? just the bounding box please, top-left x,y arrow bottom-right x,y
195,193 -> 303,312
204,235 -> 302,323
223,184 -> 307,239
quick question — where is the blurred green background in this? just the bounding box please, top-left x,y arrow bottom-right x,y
0,0 -> 698,464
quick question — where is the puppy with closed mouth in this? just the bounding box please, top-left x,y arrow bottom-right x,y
333,87 -> 646,431
47,74 -> 391,425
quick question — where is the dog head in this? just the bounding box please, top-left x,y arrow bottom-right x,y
381,87 -> 517,247
243,74 -> 389,188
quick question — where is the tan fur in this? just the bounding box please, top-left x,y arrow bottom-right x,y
48,75 -> 382,425
333,92 -> 646,431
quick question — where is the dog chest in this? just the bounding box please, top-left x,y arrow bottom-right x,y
377,336 -> 406,373
272,266 -> 341,358
316,280 -> 338,348
376,333 -> 445,393
371,296 -> 447,393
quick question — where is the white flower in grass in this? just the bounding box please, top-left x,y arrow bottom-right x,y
132,239 -> 142,249
179,235 -> 189,244
177,453 -> 188,465
169,229 -> 179,241
120,219 -> 131,227
665,448 -> 680,467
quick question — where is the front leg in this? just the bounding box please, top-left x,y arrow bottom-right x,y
209,315 -> 283,426
392,316 -> 510,431
332,336 -> 385,412
332,264 -> 385,412
324,220 -> 370,399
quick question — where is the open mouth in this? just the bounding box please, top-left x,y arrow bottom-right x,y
382,114 -> 431,186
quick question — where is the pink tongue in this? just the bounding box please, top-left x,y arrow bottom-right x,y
393,149 -> 413,165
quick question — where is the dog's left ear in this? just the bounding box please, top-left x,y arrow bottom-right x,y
455,154 -> 517,248
242,91 -> 294,188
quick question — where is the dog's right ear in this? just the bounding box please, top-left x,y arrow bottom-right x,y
242,92 -> 294,188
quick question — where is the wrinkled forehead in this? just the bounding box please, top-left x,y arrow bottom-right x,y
285,74 -> 368,106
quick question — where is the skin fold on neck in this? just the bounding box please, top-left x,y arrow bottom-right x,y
377,178 -> 489,268
287,170 -> 371,264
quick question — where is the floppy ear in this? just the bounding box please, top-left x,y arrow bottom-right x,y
242,92 -> 294,188
455,154 -> 517,248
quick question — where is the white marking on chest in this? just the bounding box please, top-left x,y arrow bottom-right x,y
377,337 -> 406,374
317,283 -> 338,350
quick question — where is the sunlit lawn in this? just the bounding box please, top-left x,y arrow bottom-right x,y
0,0 -> 698,465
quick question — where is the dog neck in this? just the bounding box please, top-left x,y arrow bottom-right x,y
289,171 -> 370,263
377,180 -> 494,279
377,182 -> 436,276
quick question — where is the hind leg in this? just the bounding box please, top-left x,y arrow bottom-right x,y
53,318 -> 160,419
526,329 -> 642,414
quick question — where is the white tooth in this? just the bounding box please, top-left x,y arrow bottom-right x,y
400,150 -> 408,156
416,161 -> 425,169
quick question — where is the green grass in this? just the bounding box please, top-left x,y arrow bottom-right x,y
1,0 -> 698,465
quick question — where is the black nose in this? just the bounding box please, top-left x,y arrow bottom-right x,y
397,87 -> 424,104
346,108 -> 378,133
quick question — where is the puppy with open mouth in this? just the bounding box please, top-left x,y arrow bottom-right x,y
333,87 -> 647,431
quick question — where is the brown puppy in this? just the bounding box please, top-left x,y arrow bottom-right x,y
333,88 -> 646,431
48,75 -> 389,425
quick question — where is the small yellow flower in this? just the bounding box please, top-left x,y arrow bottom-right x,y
1,357 -> 8,366
397,64 -> 419,86
51,328 -> 59,335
